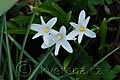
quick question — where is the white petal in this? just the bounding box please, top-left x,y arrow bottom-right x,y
40,16 -> 46,25
41,41 -> 55,49
84,28 -> 96,38
67,30 -> 78,40
31,24 -> 42,31
78,10 -> 85,24
82,16 -> 90,28
55,43 -> 61,56
50,29 -> 59,34
60,26 -> 66,35
47,17 -> 57,28
70,22 -> 79,29
32,32 -> 42,39
78,33 -> 84,44
61,41 -> 73,53
43,34 -> 49,44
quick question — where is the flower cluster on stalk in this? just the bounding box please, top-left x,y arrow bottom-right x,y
30,10 -> 96,56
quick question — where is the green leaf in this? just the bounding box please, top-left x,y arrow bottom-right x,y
99,18 -> 107,55
72,0 -> 88,12
105,0 -> 113,5
11,16 -> 39,23
107,17 -> 120,23
113,65 -> 120,74
0,0 -> 18,16
99,61 -> 116,80
36,3 -> 69,27
66,11 -> 72,22
63,54 -> 73,70
6,28 -> 36,34
88,0 -> 104,15
7,21 -> 18,29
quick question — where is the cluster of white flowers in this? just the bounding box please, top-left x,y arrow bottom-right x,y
30,10 -> 96,56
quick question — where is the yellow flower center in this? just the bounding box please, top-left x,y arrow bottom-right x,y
57,33 -> 63,40
43,27 -> 49,33
79,26 -> 85,31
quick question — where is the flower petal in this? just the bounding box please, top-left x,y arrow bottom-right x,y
61,41 -> 73,53
40,16 -> 46,25
31,24 -> 42,31
84,28 -> 96,38
32,32 -> 42,39
47,17 -> 57,28
78,10 -> 85,24
70,22 -> 79,29
60,26 -> 66,35
43,34 -> 49,44
55,43 -> 61,56
82,16 -> 90,28
78,33 -> 84,44
50,29 -> 59,34
67,30 -> 78,40
41,40 -> 55,49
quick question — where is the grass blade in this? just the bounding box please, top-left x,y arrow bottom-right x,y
4,14 -> 13,80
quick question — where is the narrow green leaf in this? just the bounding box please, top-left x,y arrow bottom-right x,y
99,18 -> 107,55
6,28 -> 36,34
115,23 -> 120,41
51,3 -> 66,18
0,0 -> 18,16
11,16 -> 39,23
63,54 -> 73,70
66,11 -> 72,22
36,3 -> 69,26
7,21 -> 18,29
107,17 -> 120,23
4,15 -> 13,80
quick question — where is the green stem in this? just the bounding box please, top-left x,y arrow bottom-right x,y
115,23 -> 120,42
0,16 -> 4,73
27,47 -> 54,80
4,14 -> 13,80
44,69 -> 60,80
70,40 -> 91,67
92,47 -> 120,68
8,35 -> 38,64
17,9 -> 36,80
8,35 -> 59,79
19,9 -> 36,62
50,53 -> 75,80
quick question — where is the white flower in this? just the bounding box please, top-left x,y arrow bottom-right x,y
30,16 -> 58,44
41,26 -> 73,56
67,10 -> 96,43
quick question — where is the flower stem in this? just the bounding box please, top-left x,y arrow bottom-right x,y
0,16 -> 4,74
27,47 -> 55,80
4,14 -> 13,80
8,35 -> 59,79
19,9 -> 36,62
91,47 -> 120,69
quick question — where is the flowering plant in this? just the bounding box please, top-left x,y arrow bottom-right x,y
31,10 -> 96,56
1,0 -> 120,80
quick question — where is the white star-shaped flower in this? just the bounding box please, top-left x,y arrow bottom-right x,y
67,10 -> 96,43
30,16 -> 58,44
41,26 -> 73,56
